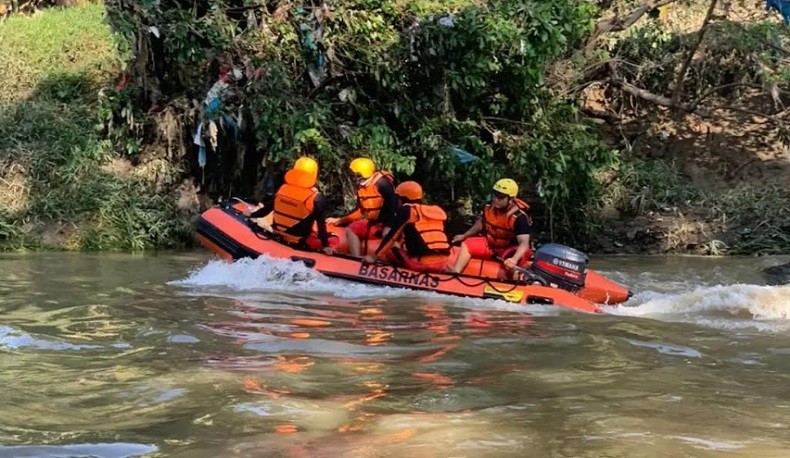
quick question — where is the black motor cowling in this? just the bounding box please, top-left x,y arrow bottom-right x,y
529,243 -> 588,291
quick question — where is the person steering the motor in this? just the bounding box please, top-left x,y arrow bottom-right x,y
448,178 -> 531,277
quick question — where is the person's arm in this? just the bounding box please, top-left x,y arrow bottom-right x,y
503,214 -> 531,269
248,194 -> 275,218
365,207 -> 409,261
312,194 -> 330,248
451,218 -> 483,244
332,208 -> 361,225
376,179 -> 399,227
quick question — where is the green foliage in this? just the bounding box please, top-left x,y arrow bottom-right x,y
88,0 -> 603,237
516,105 -> 619,239
613,23 -> 682,95
0,3 -> 119,103
600,158 -> 701,216
608,9 -> 790,103
106,1 -> 238,88
0,4 -> 192,251
707,186 -> 790,255
112,0 -> 614,239
0,210 -> 20,242
77,179 -> 193,251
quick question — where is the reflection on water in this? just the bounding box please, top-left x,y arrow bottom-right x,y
0,252 -> 789,457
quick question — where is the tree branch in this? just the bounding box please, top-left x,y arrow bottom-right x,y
614,79 -> 709,116
688,82 -> 764,110
558,79 -> 610,98
671,0 -> 719,105
581,106 -> 622,122
482,116 -> 531,127
593,0 -> 680,35
608,61 -> 709,116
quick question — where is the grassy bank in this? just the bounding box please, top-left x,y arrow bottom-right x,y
594,158 -> 790,255
0,4 -> 193,251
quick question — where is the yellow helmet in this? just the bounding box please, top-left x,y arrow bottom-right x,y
349,157 -> 375,179
493,178 -> 518,197
294,156 -> 318,174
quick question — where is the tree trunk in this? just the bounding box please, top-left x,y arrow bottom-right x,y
671,0 -> 719,106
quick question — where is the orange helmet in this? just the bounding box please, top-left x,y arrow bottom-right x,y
284,168 -> 316,188
394,181 -> 423,201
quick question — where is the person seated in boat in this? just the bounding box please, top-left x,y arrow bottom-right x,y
246,156 -> 335,255
362,181 -> 451,273
448,178 -> 531,277
244,166 -> 288,231
326,157 -> 398,257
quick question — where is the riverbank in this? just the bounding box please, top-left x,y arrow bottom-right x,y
0,3 -> 787,255
0,4 -> 195,250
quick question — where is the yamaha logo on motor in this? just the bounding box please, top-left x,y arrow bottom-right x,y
552,258 -> 579,271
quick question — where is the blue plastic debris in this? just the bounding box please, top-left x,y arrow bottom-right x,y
450,147 -> 480,164
767,0 -> 790,25
205,97 -> 222,118
198,146 -> 207,168
223,114 -> 240,144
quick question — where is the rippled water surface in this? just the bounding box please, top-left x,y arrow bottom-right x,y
1,252 -> 790,457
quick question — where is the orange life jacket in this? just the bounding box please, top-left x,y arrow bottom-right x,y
272,169 -> 318,244
356,171 -> 395,221
482,198 -> 531,250
404,203 -> 451,253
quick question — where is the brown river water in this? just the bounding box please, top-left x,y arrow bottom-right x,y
1,251 -> 790,457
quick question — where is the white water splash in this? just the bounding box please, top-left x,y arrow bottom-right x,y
672,436 -> 746,451
171,255 -> 325,289
604,284 -> 790,333
171,255 -> 439,300
0,325 -> 117,351
170,255 -> 558,315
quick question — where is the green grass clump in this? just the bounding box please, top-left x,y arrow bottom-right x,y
600,158 -> 702,216
0,4 -> 191,251
0,3 -> 120,104
707,187 -> 790,255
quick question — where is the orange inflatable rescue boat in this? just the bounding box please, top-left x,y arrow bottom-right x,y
195,200 -> 632,314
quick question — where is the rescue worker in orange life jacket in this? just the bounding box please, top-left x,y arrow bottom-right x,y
247,156 -> 336,255
326,158 -> 398,257
449,178 -> 531,275
362,181 -> 451,273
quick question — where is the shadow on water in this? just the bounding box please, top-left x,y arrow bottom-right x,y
763,261 -> 790,285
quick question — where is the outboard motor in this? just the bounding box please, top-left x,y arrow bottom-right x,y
529,243 -> 588,291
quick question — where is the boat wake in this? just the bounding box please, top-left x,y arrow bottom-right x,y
172,256 -> 790,331
172,255 -> 326,289
605,283 -> 790,333
169,256 -> 560,315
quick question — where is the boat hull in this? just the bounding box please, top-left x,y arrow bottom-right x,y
195,202 -> 632,314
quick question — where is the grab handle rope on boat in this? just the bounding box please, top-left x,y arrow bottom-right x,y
360,260 -> 523,293
446,273 -> 521,292
494,256 -> 548,287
